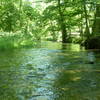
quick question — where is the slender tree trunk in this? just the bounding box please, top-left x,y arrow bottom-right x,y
92,4 -> 100,35
79,14 -> 84,40
50,22 -> 57,41
58,0 -> 67,43
83,0 -> 90,38
19,0 -> 22,28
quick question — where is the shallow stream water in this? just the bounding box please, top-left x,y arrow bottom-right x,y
0,42 -> 100,100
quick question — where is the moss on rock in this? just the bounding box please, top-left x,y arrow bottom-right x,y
84,36 -> 100,49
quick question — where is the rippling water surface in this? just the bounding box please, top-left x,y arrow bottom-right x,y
0,42 -> 100,100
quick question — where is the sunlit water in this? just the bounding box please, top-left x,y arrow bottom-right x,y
0,42 -> 100,100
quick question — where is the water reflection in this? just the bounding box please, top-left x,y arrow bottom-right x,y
0,42 -> 100,100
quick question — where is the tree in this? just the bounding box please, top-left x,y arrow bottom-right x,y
92,4 -> 100,35
57,0 -> 67,43
42,0 -> 79,42
0,0 -> 20,32
82,0 -> 90,38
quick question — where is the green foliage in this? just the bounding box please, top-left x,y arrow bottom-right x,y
0,0 -> 99,49
0,35 -> 19,50
0,2 -> 20,32
0,32 -> 34,50
0,0 -> 44,50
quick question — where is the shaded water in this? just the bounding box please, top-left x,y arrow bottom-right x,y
0,42 -> 100,100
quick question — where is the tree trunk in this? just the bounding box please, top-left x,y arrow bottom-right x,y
92,4 -> 100,35
58,0 -> 67,43
79,14 -> 84,40
83,0 -> 90,38
19,0 -> 22,28
50,22 -> 57,41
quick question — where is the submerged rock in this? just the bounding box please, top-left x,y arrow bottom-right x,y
87,52 -> 95,64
